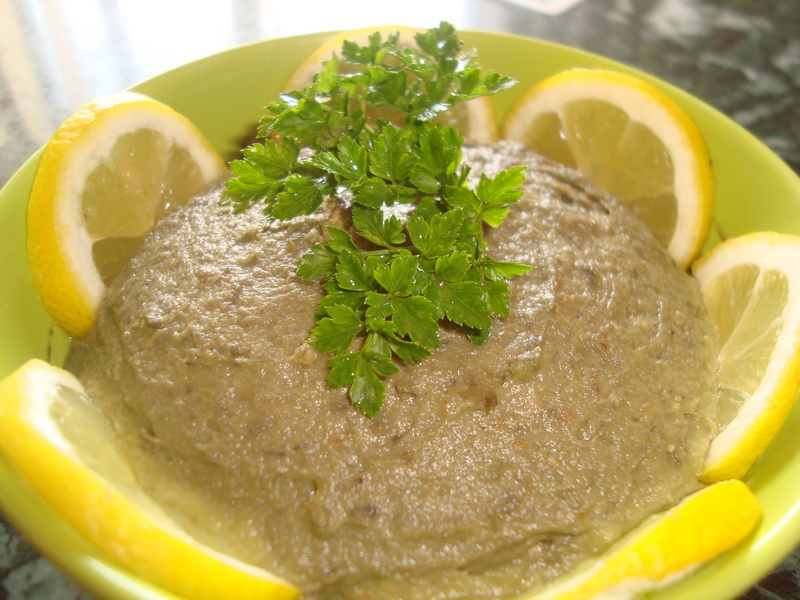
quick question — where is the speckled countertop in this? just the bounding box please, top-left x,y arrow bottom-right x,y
1,0 -> 799,598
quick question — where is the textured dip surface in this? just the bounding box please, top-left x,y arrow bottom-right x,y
66,143 -> 719,599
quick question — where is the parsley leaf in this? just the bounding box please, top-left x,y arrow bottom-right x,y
407,210 -> 465,258
373,254 -> 418,295
352,206 -> 405,248
310,305 -> 363,354
222,22 -> 530,415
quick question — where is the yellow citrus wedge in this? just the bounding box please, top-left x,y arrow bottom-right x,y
0,359 -> 300,600
501,68 -> 713,269
692,232 -> 800,482
27,92 -> 227,339
519,480 -> 761,600
283,25 -> 498,144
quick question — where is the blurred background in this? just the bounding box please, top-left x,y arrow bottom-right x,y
1,0 -> 798,185
1,0 -> 799,598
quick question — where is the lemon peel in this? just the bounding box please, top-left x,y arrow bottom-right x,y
693,232 -> 800,482
0,358 -> 300,600
519,480 -> 761,600
501,68 -> 713,269
27,92 -> 227,338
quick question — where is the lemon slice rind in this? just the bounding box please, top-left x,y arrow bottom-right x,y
501,68 -> 713,269
693,232 -> 800,482
27,92 -> 227,339
519,480 -> 761,600
0,359 -> 300,600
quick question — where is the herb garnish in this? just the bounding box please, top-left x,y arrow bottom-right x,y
222,22 -> 531,416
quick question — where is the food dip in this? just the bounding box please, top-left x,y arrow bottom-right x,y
66,142 -> 719,599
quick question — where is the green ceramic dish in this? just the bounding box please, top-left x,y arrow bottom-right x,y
1,29 -> 799,600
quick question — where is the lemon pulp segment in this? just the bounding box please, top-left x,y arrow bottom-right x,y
27,93 -> 226,338
0,359 -> 300,600
501,68 -> 713,269
693,232 -> 800,481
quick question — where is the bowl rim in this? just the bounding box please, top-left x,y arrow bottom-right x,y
1,26 -> 799,600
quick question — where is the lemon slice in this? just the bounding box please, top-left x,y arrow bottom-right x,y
501,68 -> 713,269
0,359 -> 300,600
692,232 -> 800,482
27,92 -> 227,339
283,25 -> 498,144
519,480 -> 761,600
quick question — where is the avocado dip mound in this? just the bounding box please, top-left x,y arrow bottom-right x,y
65,142 -> 719,600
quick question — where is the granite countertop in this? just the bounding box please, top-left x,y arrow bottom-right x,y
1,0 -> 798,598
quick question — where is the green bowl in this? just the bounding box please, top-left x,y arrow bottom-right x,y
1,29 -> 799,600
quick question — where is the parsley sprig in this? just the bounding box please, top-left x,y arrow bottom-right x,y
223,22 -> 531,415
